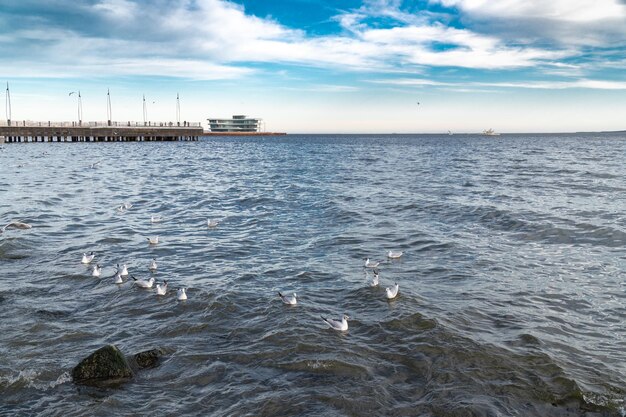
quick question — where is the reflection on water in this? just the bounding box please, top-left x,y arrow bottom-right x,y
0,134 -> 625,416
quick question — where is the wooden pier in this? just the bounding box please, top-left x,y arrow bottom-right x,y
0,121 -> 203,143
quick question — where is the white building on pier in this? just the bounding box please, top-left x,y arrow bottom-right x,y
207,115 -> 262,132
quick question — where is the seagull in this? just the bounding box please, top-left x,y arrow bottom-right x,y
147,236 -> 159,245
116,205 -> 126,213
364,258 -> 381,268
132,275 -> 155,289
123,202 -> 133,210
321,315 -> 350,332
386,283 -> 399,300
278,292 -> 297,305
177,288 -> 187,300
387,250 -> 403,259
371,269 -> 379,287
89,160 -> 102,169
149,258 -> 157,272
114,271 -> 124,284
150,215 -> 162,223
207,219 -> 219,228
117,263 -> 129,277
0,221 -> 32,233
156,280 -> 168,295
92,264 -> 102,277
81,252 -> 95,264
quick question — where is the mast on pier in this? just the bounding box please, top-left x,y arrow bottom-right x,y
5,82 -> 11,126
107,89 -> 112,126
176,93 -> 180,126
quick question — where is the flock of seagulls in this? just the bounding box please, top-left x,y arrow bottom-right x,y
70,202 -> 223,303
2,211 -> 405,334
81,249 -> 189,301
280,251 -> 404,332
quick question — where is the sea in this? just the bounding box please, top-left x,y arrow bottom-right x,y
0,133 -> 625,416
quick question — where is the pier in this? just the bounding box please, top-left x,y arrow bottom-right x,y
0,121 -> 203,143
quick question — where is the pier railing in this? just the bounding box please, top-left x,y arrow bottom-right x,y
0,120 -> 201,128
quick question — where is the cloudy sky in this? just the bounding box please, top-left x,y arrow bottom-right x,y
1,0 -> 625,133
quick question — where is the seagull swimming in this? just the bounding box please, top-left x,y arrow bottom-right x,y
156,280 -> 168,295
147,236 -> 159,245
177,288 -> 187,300
386,283 -> 399,300
117,263 -> 129,277
81,252 -> 95,264
123,202 -> 133,209
364,258 -> 381,268
132,275 -> 155,289
278,292 -> 297,305
321,315 -> 350,332
0,221 -> 32,233
387,250 -> 403,259
114,271 -> 124,284
207,219 -> 219,228
149,258 -> 157,272
371,269 -> 380,287
150,215 -> 162,223
92,264 -> 102,278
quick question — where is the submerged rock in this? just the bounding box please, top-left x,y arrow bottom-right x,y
133,348 -> 166,370
72,344 -> 134,384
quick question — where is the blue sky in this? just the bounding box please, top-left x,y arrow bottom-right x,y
1,0 -> 626,133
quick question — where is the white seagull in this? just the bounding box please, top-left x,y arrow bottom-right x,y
81,252 -> 95,264
207,219 -> 219,228
156,280 -> 168,295
92,264 -> 102,278
149,258 -> 157,272
147,236 -> 159,245
386,283 -> 399,300
114,271 -> 124,284
150,215 -> 162,223
177,288 -> 187,301
0,221 -> 32,233
123,202 -> 133,210
132,275 -> 155,289
321,315 -> 350,332
117,264 -> 129,277
371,269 -> 379,287
278,292 -> 297,305
364,258 -> 381,268
387,250 -> 403,259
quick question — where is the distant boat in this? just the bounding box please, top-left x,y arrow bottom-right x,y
482,128 -> 500,136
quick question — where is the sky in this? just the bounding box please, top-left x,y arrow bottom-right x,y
1,0 -> 625,133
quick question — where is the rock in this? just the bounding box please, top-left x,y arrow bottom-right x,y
133,348 -> 166,369
72,344 -> 134,384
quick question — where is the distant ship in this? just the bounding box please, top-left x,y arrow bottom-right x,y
482,128 -> 500,136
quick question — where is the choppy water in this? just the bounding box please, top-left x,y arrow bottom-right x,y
1,134 -> 625,416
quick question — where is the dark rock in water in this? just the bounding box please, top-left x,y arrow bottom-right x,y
72,345 -> 134,384
133,348 -> 166,369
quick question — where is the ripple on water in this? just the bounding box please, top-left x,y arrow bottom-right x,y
0,135 -> 625,416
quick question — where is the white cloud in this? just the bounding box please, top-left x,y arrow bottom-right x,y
0,0 -> 618,80
438,0 -> 626,23
371,77 -> 626,90
435,0 -> 626,46
93,0 -> 137,20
